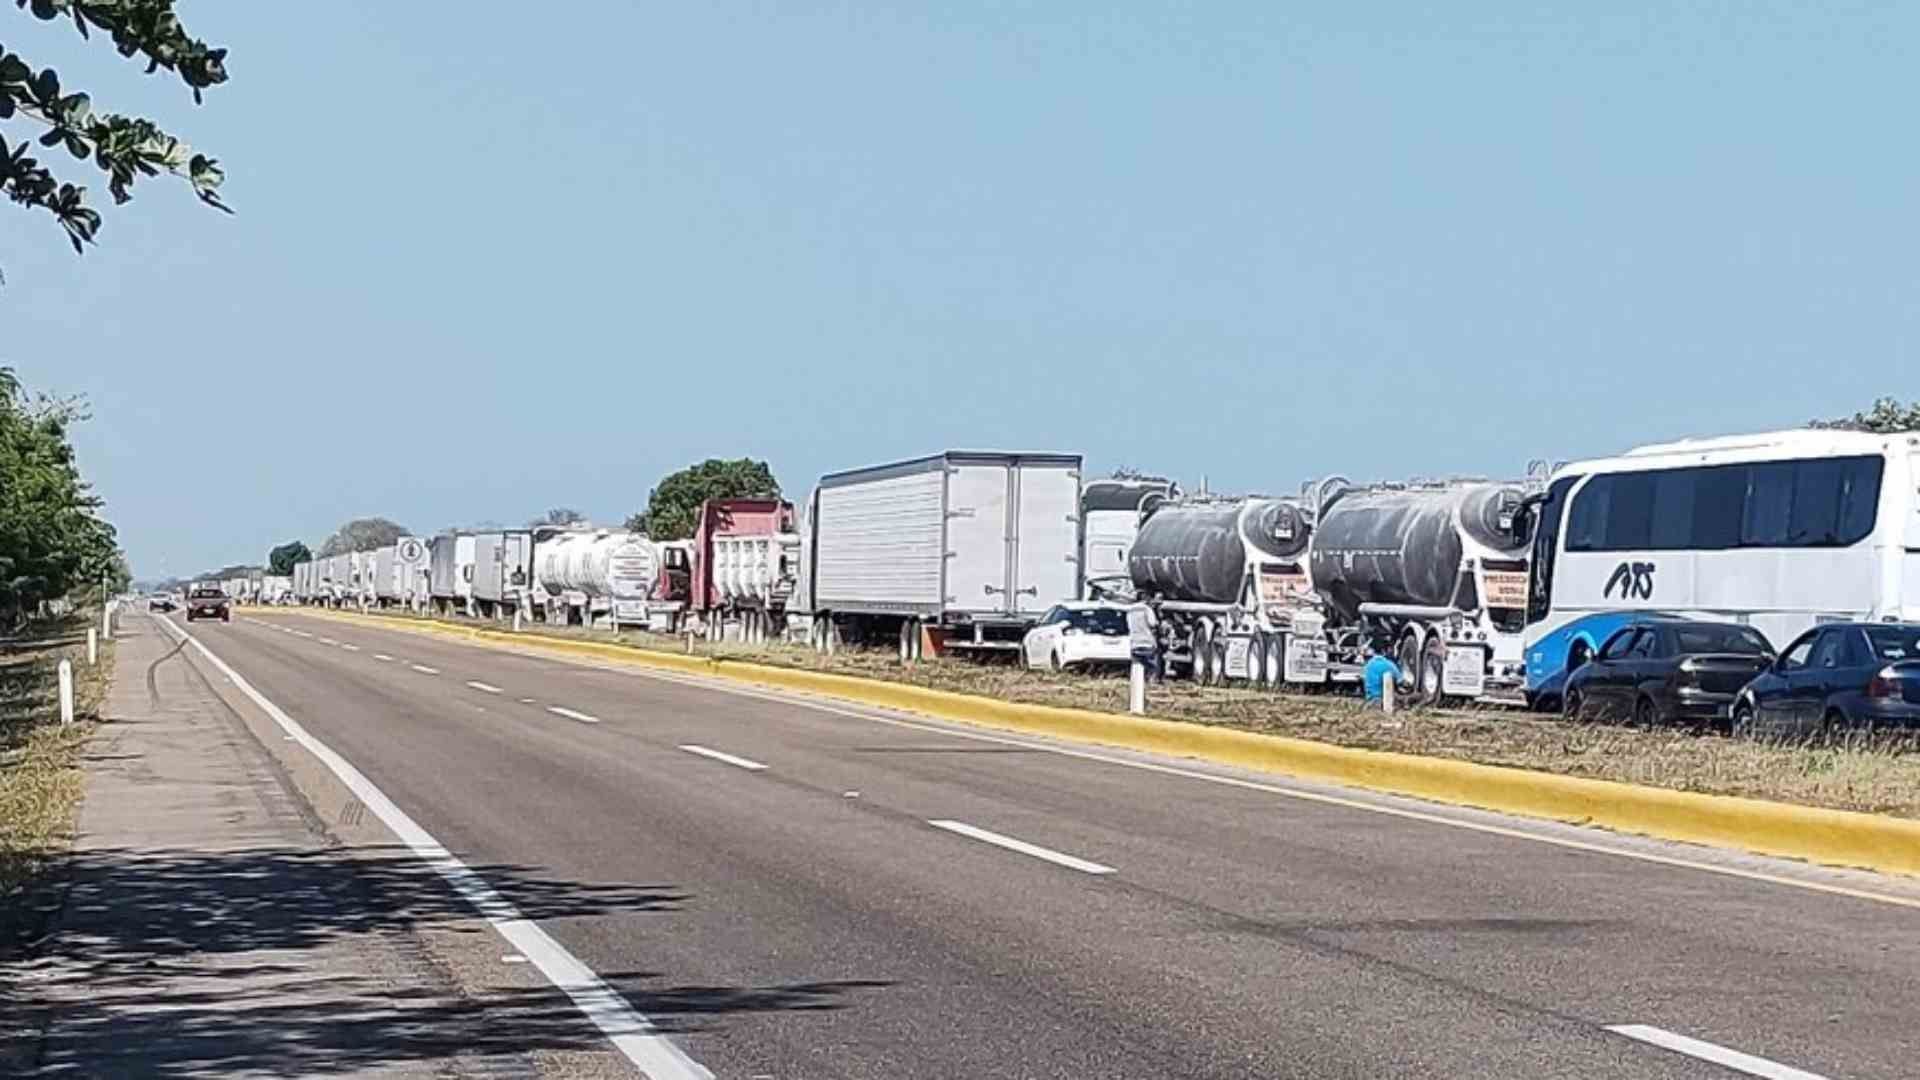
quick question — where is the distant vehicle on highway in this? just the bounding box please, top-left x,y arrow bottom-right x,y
147,593 -> 177,613
1562,617 -> 1774,727
184,584 -> 232,623
1734,622 -> 1920,736
1022,602 -> 1133,672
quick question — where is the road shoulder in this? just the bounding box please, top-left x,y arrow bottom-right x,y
15,615 -> 624,1077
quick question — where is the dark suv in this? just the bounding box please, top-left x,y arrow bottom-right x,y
1734,622 -> 1920,736
185,585 -> 232,623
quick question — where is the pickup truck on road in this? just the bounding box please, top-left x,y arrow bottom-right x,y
185,585 -> 231,623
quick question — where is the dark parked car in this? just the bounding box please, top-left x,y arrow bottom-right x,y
1733,622 -> 1920,736
1563,618 -> 1774,727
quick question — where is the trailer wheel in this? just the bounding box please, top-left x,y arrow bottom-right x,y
1192,623 -> 1213,685
1266,635 -> 1287,689
1395,631 -> 1422,701
1419,637 -> 1448,705
1248,633 -> 1269,686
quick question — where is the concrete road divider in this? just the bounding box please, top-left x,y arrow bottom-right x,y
270,608 -> 1920,878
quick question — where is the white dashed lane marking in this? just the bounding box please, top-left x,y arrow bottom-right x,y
926,820 -> 1116,875
466,681 -> 503,694
1606,1025 -> 1828,1080
547,706 -> 600,724
410,664 -> 440,675
678,745 -> 768,771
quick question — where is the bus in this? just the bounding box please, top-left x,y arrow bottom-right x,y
1520,428 -> 1920,705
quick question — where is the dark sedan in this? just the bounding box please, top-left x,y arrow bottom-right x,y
1563,618 -> 1774,727
1733,622 -> 1920,736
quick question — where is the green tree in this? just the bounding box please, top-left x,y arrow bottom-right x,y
1811,398 -> 1920,434
2,2 -> 230,281
317,517 -> 409,556
625,458 -> 780,540
0,367 -> 123,626
267,540 -> 310,575
529,507 -> 585,528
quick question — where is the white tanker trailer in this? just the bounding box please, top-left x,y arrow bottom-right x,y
1129,480 -> 1534,704
533,530 -> 677,629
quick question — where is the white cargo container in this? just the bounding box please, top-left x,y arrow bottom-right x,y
293,561 -> 312,603
796,451 -> 1083,656
428,533 -> 476,616
261,575 -> 292,604
325,554 -> 354,603
471,530 -> 535,619
373,545 -> 405,604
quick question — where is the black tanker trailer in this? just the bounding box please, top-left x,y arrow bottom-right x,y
1126,483 -> 1533,703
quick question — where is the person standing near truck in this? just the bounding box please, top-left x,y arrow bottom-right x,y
1127,602 -> 1164,684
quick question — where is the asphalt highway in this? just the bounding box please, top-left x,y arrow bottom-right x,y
166,611 -> 1920,1079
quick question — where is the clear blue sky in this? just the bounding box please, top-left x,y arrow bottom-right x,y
6,3 -> 1914,579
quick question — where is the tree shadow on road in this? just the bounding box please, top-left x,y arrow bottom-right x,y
2,845 -> 891,1076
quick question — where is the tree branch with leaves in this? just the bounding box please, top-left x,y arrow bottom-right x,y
2,0 -> 228,277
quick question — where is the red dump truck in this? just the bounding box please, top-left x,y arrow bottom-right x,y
658,498 -> 799,642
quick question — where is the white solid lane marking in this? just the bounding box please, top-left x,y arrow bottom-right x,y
547,706 -> 600,724
410,664 -> 440,675
373,654 -> 394,662
466,681 -> 503,694
678,745 -> 767,771
152,616 -> 711,1079
1607,1025 -> 1828,1080
927,820 -> 1116,875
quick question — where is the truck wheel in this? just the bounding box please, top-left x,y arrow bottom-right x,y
1249,633 -> 1269,686
1212,640 -> 1229,687
1419,638 -> 1447,705
1267,635 -> 1287,688
1395,632 -> 1422,700
1192,624 -> 1213,685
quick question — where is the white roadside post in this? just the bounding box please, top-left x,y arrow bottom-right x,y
101,599 -> 113,641
1382,674 -> 1396,715
58,659 -> 74,725
512,605 -> 523,632
87,628 -> 98,666
1129,659 -> 1147,715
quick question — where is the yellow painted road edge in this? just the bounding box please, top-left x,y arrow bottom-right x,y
273,607 -> 1920,877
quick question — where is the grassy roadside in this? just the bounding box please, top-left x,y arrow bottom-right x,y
0,617 -> 113,903
286,606 -> 1920,819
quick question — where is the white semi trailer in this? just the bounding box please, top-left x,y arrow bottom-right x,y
793,451 -> 1084,658
472,530 -> 535,620
428,533 -> 476,617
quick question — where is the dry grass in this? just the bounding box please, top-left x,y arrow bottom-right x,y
0,618 -> 111,900
312,606 -> 1920,819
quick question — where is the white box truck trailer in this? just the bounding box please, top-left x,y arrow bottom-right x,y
795,451 -> 1083,657
471,530 -> 534,620
428,533 -> 476,616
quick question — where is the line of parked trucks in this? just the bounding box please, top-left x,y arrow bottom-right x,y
284,449 -> 1544,707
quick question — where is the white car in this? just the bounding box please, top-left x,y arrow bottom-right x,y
1022,602 -> 1134,672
